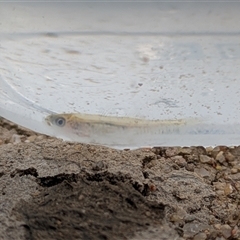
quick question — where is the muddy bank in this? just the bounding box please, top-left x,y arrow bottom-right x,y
0,118 -> 239,240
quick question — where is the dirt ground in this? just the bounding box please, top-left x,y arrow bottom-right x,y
0,117 -> 239,240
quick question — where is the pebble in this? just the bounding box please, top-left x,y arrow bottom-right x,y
231,168 -> 238,174
171,156 -> 187,167
224,152 -> 235,162
215,237 -> 225,240
215,164 -> 222,171
183,222 -> 209,239
199,155 -> 213,164
211,146 -> 228,159
165,147 -> 181,157
224,183 -> 233,195
211,146 -> 221,158
214,224 -> 221,230
170,214 -> 183,223
179,147 -> 192,155
231,225 -> 239,238
205,146 -> 213,154
65,163 -> 80,173
231,171 -> 240,180
10,134 -> 22,144
216,190 -> 225,195
220,224 -> 232,239
213,182 -> 225,191
145,211 -> 151,217
27,135 -> 37,142
195,167 -> 211,178
170,207 -> 187,223
193,232 -> 207,240
192,146 -> 207,155
215,151 -> 226,164
229,146 -> 240,156
185,163 -> 195,172
36,135 -> 46,141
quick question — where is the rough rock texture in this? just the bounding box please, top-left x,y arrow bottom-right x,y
0,118 -> 239,240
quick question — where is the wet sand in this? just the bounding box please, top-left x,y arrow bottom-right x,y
0,118 -> 239,240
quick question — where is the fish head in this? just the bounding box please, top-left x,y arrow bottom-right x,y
46,114 -> 67,128
45,113 -> 91,140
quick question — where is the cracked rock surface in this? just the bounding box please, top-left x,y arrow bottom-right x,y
0,118 -> 239,240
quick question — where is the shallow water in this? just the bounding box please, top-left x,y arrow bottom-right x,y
1,1 -> 240,147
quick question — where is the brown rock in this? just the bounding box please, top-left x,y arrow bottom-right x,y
224,183 -> 233,195
165,147 -> 181,157
27,135 -> 37,142
195,167 -> 211,178
229,146 -> 240,156
231,225 -> 239,238
205,146 -> 213,154
179,147 -> 192,155
211,146 -> 228,159
215,151 -> 226,163
10,134 -> 22,144
220,224 -> 232,239
191,146 -> 207,155
224,151 -> 235,162
193,232 -> 207,240
171,155 -> 187,167
231,168 -> 238,174
199,155 -> 213,164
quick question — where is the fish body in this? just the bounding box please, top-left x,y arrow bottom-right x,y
45,113 -> 202,149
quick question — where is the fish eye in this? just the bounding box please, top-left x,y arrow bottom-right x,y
54,117 -> 66,127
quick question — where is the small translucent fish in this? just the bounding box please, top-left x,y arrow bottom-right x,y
45,113 -> 202,149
